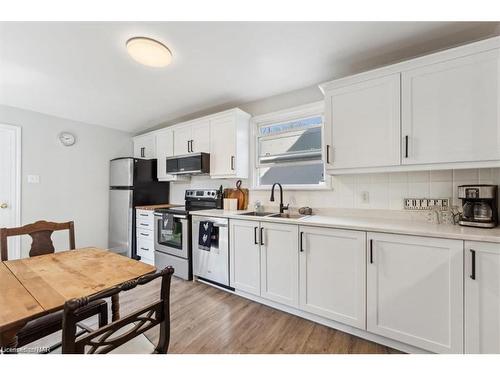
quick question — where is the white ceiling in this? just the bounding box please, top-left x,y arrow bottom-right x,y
1,22 -> 498,133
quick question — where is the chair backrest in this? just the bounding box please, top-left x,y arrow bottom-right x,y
61,266 -> 174,354
0,220 -> 75,261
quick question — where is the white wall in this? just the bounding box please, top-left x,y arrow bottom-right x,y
0,105 -> 132,257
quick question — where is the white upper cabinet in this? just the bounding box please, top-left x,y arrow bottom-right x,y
323,74 -> 401,170
260,222 -> 299,308
209,110 -> 250,179
190,119 -> 210,153
299,226 -> 366,329
320,36 -> 500,174
173,125 -> 193,156
402,49 -> 500,165
172,119 -> 210,156
465,241 -> 500,354
133,133 -> 156,159
367,232 -> 463,353
156,128 -> 189,182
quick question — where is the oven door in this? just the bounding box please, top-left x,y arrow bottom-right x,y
154,213 -> 189,259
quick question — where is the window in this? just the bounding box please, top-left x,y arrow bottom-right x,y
253,102 -> 328,189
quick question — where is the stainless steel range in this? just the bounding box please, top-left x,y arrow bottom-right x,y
154,188 -> 223,280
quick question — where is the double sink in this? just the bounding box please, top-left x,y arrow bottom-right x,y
237,211 -> 306,220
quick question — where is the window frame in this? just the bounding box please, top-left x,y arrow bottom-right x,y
250,101 -> 331,191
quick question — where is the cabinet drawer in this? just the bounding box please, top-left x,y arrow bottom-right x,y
136,210 -> 154,229
137,237 -> 155,260
137,229 -> 154,242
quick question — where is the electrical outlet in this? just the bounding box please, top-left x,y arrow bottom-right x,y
361,191 -> 369,204
27,175 -> 40,184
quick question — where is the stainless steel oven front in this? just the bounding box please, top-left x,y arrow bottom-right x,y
154,212 -> 189,259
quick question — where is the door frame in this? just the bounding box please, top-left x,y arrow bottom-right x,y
0,123 -> 21,259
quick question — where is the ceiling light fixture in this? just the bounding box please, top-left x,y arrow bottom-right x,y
126,37 -> 172,67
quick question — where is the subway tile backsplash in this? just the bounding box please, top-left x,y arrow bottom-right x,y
169,168 -> 500,212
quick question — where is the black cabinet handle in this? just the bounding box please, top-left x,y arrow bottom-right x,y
404,136 -> 409,158
187,140 -> 190,153
140,247 -> 149,251
254,227 -> 258,245
300,232 -> 304,252
470,249 -> 476,280
369,239 -> 374,264
260,227 -> 264,246
140,147 -> 145,158
326,145 -> 330,164
190,140 -> 194,153
231,156 -> 235,170
140,223 -> 149,226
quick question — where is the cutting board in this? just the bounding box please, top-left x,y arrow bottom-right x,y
224,180 -> 249,210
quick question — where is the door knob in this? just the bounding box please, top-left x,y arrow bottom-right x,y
0,203 -> 8,209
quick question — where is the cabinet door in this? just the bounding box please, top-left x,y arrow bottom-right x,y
155,129 -> 173,180
299,226 -> 366,329
260,222 -> 299,307
133,134 -> 156,159
367,232 -> 463,353
210,115 -> 236,177
465,241 -> 500,354
191,120 -> 210,153
402,49 -> 500,165
229,220 -> 261,295
173,125 -> 192,156
325,74 -> 401,170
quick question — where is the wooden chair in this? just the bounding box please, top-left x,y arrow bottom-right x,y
61,266 -> 174,354
0,220 -> 107,351
0,220 -> 75,261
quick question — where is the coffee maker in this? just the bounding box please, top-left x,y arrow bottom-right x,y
458,185 -> 498,228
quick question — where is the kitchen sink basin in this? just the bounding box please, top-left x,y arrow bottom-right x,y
238,211 -> 277,217
237,211 -> 306,219
268,213 -> 306,219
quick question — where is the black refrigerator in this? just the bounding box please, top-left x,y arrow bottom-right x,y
108,157 -> 169,259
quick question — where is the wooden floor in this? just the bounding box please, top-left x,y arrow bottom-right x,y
120,277 -> 401,354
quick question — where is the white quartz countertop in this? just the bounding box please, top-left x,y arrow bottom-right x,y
191,209 -> 500,244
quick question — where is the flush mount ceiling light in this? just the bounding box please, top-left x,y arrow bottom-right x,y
126,37 -> 172,67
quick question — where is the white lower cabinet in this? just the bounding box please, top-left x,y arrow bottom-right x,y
230,219 -> 261,295
465,241 -> 500,354
260,222 -> 299,307
367,232 -> 463,353
298,226 -> 366,329
135,209 -> 155,266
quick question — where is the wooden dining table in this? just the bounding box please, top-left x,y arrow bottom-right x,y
0,247 -> 156,351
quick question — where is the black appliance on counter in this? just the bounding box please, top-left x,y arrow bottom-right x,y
153,188 -> 223,280
458,184 -> 498,228
108,157 -> 169,259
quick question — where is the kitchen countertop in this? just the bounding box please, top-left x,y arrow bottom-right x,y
191,209 -> 500,244
135,204 -> 181,211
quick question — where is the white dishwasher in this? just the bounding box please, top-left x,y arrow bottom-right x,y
192,216 -> 231,289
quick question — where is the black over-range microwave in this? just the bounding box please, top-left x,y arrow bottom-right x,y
166,153 -> 210,175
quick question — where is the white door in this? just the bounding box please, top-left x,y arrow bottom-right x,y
210,115 -> 236,177
190,120 -> 210,153
402,49 -> 500,165
324,73 -> 401,170
0,124 -> 20,260
465,241 -> 500,353
133,134 -> 156,159
229,219 -> 261,295
367,232 -> 463,353
173,125 -> 192,156
299,226 -> 366,329
260,222 -> 299,307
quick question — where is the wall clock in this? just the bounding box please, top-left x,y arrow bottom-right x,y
58,132 -> 76,147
